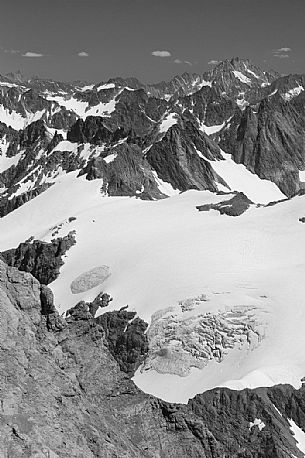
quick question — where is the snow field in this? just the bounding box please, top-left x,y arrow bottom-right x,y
1,172 -> 305,402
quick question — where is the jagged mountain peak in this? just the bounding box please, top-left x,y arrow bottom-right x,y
206,56 -> 276,87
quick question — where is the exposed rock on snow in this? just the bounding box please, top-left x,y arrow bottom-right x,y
97,308 -> 149,374
196,192 -> 254,216
70,265 -> 111,294
1,231 -> 76,285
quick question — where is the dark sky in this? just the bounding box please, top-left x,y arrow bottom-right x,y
1,0 -> 304,83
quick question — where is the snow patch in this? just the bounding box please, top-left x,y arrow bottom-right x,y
289,419 -> 305,455
79,84 -> 95,92
103,153 -> 117,164
198,80 -> 212,88
159,113 -> 178,133
245,68 -> 260,79
151,171 -> 180,196
233,70 -> 252,85
282,85 -> 304,102
208,150 -> 285,204
52,140 -> 77,153
299,170 -> 305,182
200,122 -> 225,135
0,145 -> 22,173
0,106 -> 26,130
249,418 -> 265,431
96,83 -> 115,91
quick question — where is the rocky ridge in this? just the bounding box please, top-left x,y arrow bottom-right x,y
0,57 -> 304,216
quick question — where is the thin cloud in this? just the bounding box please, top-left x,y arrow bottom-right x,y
275,47 -> 291,53
274,54 -> 290,59
4,49 -> 20,54
152,50 -> 171,57
208,60 -> 219,65
174,58 -> 192,65
273,47 -> 292,58
78,51 -> 89,57
22,51 -> 44,58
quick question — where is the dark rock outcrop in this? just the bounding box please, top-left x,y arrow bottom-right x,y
67,116 -> 126,145
88,292 -> 112,317
196,192 -> 254,216
96,308 -> 149,374
1,232 -> 76,284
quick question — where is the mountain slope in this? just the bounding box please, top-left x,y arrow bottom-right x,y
0,169 -> 304,404
2,258 -> 305,457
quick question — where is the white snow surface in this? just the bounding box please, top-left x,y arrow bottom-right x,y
103,153 -> 117,164
299,170 -> 305,182
96,83 -> 115,91
245,68 -> 260,79
208,151 -> 285,204
0,81 -> 19,88
233,70 -> 252,85
44,93 -> 117,118
0,151 -> 22,173
1,172 -> 305,403
0,106 -> 26,130
0,136 -> 23,172
249,418 -> 265,431
289,419 -> 305,455
51,141 -> 105,163
151,171 -> 180,197
198,80 -> 212,88
0,106 -> 45,130
79,84 -> 95,92
159,113 -> 178,133
200,122 -> 225,135
282,85 -> 304,102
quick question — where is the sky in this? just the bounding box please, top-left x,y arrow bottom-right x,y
1,0 -> 304,83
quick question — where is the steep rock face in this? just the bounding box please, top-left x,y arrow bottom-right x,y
84,142 -> 165,199
147,121 -> 227,192
1,232 -> 76,285
105,88 -> 168,137
0,121 -> 65,215
67,116 -> 126,145
96,308 -> 149,374
188,386 -> 305,458
219,95 -> 305,196
179,85 -> 238,127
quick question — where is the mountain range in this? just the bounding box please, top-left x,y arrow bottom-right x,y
2,57 -> 305,457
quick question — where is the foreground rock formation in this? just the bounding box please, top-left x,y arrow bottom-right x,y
1,259 -> 305,457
